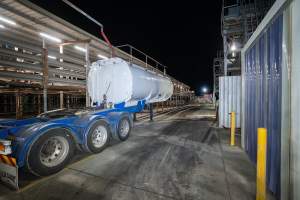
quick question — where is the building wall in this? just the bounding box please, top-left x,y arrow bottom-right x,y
290,0 -> 300,199
241,0 -> 300,199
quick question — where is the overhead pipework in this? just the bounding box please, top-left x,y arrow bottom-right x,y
87,58 -> 174,106
61,0 -> 115,57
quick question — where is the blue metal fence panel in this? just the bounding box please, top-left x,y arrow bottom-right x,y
244,14 -> 283,196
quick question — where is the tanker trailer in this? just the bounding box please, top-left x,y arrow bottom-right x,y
0,58 -> 173,187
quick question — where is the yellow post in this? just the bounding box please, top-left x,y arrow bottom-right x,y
256,128 -> 267,200
230,112 -> 235,146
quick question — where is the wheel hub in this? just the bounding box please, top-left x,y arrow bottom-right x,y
92,125 -> 108,148
40,136 -> 69,167
120,120 -> 130,137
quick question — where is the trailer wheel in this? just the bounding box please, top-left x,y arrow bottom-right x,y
117,117 -> 131,141
87,120 -> 110,153
27,129 -> 75,176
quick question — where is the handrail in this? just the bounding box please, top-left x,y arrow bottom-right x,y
115,44 -> 167,72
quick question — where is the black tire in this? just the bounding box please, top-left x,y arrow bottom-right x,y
26,129 -> 75,176
117,117 -> 131,141
87,120 -> 111,153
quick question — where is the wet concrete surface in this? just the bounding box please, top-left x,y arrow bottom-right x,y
0,105 -> 258,200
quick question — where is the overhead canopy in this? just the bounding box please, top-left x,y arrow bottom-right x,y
0,0 -> 191,92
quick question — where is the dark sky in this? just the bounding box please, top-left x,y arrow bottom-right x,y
29,0 -> 223,95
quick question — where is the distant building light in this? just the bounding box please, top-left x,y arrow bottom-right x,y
39,32 -> 62,43
74,45 -> 86,52
0,16 -> 16,26
48,55 -> 57,60
202,87 -> 208,93
0,24 -> 5,29
97,54 -> 108,60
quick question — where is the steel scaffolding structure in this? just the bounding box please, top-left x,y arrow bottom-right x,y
212,0 -> 275,100
221,0 -> 275,76
212,51 -> 224,103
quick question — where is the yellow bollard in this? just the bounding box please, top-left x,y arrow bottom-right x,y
256,128 -> 267,200
230,112 -> 235,146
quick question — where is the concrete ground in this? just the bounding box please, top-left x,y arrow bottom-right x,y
0,105 -> 258,200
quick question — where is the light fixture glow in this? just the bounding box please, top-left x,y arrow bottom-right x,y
39,32 -> 62,43
74,45 -> 86,52
48,55 -> 57,60
230,43 -> 237,52
97,54 -> 108,60
0,16 -> 16,26
59,46 -> 63,54
0,24 -> 5,29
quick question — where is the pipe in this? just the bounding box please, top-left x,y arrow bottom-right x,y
61,0 -> 103,28
101,30 -> 115,57
61,0 -> 114,57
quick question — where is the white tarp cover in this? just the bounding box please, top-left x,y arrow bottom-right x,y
88,58 -> 173,106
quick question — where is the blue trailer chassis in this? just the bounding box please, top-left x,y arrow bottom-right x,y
0,100 -> 145,170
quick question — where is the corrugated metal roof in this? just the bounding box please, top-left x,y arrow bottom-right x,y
0,0 -> 191,90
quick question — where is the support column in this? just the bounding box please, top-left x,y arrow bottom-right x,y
60,91 -> 64,109
223,35 -> 228,76
42,41 -> 48,113
16,92 -> 23,119
85,43 -> 90,107
149,104 -> 153,121
3,95 -> 7,113
67,95 -> 70,109
37,94 -> 41,114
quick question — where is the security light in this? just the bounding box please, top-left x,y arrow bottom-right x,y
230,43 -> 237,52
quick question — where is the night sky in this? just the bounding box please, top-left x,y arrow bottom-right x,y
29,0 -> 223,95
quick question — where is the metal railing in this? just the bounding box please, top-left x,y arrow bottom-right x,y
115,44 -> 167,75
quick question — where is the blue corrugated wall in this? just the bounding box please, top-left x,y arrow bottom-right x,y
244,14 -> 283,196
